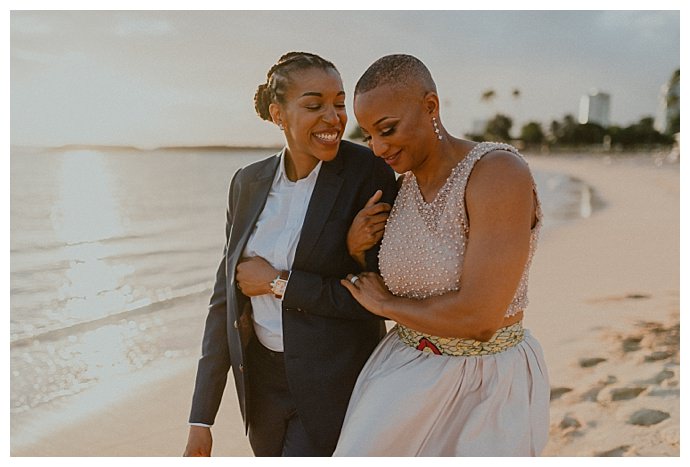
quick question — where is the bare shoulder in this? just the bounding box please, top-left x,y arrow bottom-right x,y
468,149 -> 532,196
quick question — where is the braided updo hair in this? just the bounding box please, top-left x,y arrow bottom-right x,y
254,52 -> 339,122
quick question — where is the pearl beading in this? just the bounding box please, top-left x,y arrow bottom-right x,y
379,142 -> 542,319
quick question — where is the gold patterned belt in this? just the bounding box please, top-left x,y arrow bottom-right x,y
396,322 -> 524,356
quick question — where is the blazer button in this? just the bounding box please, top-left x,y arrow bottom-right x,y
239,364 -> 245,373
233,320 -> 238,329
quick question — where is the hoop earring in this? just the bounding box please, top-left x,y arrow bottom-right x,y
432,117 -> 443,141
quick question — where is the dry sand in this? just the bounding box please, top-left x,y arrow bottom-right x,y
10,152 -> 680,457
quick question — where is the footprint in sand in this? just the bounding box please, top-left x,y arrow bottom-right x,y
579,357 -> 607,368
580,376 -> 617,402
558,414 -> 582,430
638,369 -> 674,385
644,350 -> 674,362
600,375 -> 618,385
609,387 -> 646,401
621,336 -> 643,352
581,385 -> 605,402
628,409 -> 670,426
596,445 -> 631,457
647,388 -> 680,397
550,387 -> 573,400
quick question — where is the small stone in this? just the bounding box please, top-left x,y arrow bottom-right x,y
644,351 -> 673,362
579,357 -> 607,368
596,445 -> 630,457
610,387 -> 645,401
550,387 -> 573,400
628,409 -> 670,426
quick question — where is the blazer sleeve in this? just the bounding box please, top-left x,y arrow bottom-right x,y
365,159 -> 398,273
188,168 -> 241,425
282,158 -> 398,321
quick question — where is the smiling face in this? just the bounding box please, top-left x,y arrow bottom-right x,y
354,84 -> 436,173
270,67 -> 347,165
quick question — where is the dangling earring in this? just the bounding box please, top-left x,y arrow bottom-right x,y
278,122 -> 284,131
432,117 -> 443,141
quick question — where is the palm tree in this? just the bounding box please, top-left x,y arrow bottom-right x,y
480,89 -> 497,127
480,89 -> 496,103
511,88 -> 521,127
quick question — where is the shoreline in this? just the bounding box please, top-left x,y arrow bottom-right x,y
10,152 -> 679,456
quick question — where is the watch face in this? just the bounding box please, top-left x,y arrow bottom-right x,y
273,279 -> 288,296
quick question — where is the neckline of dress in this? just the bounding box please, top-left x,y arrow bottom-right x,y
409,143 -> 485,206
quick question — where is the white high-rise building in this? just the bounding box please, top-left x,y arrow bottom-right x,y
579,90 -> 611,127
654,72 -> 680,134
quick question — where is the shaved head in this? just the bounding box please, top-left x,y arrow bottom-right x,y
355,54 -> 437,96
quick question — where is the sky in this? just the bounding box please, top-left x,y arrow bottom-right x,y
9,8 -> 681,149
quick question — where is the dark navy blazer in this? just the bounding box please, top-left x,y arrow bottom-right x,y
189,140 -> 397,451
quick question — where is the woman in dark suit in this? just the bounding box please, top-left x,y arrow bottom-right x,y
184,52 -> 397,457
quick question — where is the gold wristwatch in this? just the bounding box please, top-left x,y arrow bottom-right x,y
270,270 -> 290,299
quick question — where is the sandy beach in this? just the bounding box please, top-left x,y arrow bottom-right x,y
10,152 -> 679,457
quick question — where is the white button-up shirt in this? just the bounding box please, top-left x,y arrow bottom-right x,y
242,149 -> 322,351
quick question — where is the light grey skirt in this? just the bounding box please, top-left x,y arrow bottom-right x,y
333,326 -> 550,456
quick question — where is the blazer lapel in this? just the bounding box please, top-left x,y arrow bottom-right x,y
229,155 -> 280,263
293,155 -> 345,263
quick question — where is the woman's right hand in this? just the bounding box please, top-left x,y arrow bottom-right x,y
341,272 -> 393,318
183,425 -> 212,456
347,190 -> 391,268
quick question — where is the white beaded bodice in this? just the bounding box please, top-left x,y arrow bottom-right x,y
379,142 -> 541,318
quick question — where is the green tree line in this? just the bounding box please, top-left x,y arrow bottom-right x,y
349,69 -> 679,151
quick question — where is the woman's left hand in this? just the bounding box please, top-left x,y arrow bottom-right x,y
236,256 -> 279,297
341,272 -> 392,317
346,190 -> 391,268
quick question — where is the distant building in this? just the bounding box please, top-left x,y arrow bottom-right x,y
579,91 -> 611,127
655,72 -> 680,134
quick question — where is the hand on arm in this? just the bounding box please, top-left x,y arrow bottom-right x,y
340,272 -> 394,317
341,152 -> 535,341
346,190 -> 392,269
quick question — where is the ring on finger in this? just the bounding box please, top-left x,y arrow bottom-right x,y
350,275 -> 360,284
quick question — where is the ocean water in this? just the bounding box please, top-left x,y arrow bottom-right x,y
9,145 -> 592,424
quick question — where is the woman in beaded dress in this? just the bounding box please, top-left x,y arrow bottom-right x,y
333,55 -> 550,456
